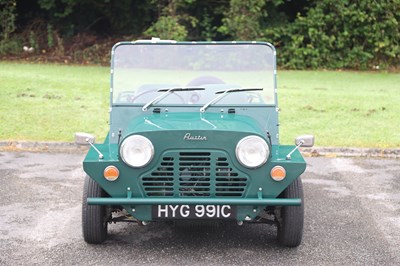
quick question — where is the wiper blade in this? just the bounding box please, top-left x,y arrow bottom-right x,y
200,87 -> 263,113
142,87 -> 204,111
157,87 -> 204,92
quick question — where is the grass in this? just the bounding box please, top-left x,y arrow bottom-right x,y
278,71 -> 400,148
0,62 -> 109,142
0,61 -> 399,148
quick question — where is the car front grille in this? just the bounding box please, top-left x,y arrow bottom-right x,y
141,151 -> 248,197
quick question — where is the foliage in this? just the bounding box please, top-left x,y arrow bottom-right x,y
33,0 -> 155,37
0,0 -> 17,40
266,0 -> 400,69
0,0 -> 18,55
219,0 -> 266,40
0,37 -> 21,55
144,0 -> 198,41
144,16 -> 188,41
1,0 -> 399,69
38,0 -> 76,18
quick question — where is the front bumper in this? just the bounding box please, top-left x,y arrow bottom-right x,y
87,196 -> 301,222
87,197 -> 301,206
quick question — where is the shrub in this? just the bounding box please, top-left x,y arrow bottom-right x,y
265,0 -> 400,69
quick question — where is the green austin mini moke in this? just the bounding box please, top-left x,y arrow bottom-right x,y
78,39 -> 314,247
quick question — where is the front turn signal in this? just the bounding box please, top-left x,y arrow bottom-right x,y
271,166 -> 286,181
104,166 -> 119,181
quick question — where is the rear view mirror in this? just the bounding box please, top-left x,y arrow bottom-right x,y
75,132 -> 95,145
295,135 -> 314,147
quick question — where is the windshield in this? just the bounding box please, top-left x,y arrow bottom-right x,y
111,42 -> 276,106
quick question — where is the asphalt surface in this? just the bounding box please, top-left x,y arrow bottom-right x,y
0,152 -> 399,265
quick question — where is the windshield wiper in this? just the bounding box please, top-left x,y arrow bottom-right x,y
142,87 -> 205,111
200,88 -> 263,112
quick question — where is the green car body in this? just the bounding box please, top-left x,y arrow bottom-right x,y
81,40 -> 313,246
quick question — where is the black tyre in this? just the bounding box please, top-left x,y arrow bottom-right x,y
82,175 -> 110,244
276,177 -> 304,247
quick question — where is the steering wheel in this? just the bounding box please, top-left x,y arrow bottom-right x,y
130,89 -> 185,103
187,76 -> 225,86
186,76 -> 226,104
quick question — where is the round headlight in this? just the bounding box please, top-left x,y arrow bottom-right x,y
236,135 -> 269,168
120,135 -> 154,168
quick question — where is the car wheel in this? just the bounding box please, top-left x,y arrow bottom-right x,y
82,175 -> 110,244
275,177 -> 304,247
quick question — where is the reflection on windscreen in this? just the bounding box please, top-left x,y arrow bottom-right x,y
112,43 -> 275,105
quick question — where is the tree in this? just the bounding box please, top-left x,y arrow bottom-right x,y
0,0 -> 18,54
144,0 -> 197,41
219,0 -> 266,40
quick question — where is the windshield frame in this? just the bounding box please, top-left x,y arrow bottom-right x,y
109,41 -> 278,109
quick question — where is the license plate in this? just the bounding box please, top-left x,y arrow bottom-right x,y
152,205 -> 236,219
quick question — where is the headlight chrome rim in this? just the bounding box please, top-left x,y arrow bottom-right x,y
120,135 -> 154,168
236,135 -> 269,168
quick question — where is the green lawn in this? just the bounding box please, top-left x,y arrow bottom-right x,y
278,71 -> 400,148
0,61 -> 399,148
0,62 -> 109,142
